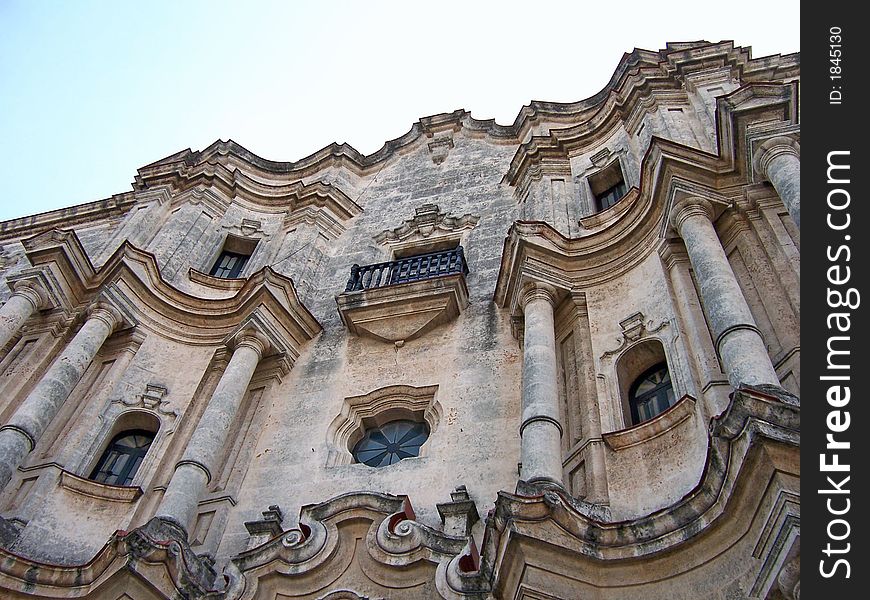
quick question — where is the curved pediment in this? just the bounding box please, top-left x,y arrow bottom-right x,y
494,129 -> 760,313
234,491 -> 478,600
19,228 -> 322,352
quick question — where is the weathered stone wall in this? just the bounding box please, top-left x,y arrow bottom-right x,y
0,108 -> 795,553
0,41 -> 801,598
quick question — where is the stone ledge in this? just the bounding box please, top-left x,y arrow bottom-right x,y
602,394 -> 696,451
188,266 -> 247,291
578,187 -> 639,231
58,470 -> 143,503
335,274 -> 469,343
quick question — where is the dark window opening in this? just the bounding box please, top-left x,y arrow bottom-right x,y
595,180 -> 627,211
589,161 -> 628,212
209,235 -> 258,279
89,429 -> 155,486
628,362 -> 675,425
352,420 -> 429,467
210,250 -> 250,279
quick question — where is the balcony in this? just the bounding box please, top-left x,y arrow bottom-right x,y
344,247 -> 468,291
336,247 -> 470,343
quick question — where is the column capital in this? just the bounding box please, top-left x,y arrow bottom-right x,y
229,328 -> 271,359
753,136 -> 800,180
518,282 -> 559,312
657,238 -> 691,270
671,196 -> 714,236
87,302 -> 125,332
568,292 -> 589,318
9,280 -> 51,312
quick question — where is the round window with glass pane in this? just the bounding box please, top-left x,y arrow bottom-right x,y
351,420 -> 429,467
628,362 -> 675,425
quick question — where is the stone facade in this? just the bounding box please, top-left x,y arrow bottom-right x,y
0,41 -> 800,599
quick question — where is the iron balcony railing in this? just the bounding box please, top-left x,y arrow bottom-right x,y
344,247 -> 468,292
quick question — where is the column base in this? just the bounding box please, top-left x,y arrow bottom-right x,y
148,515 -> 190,542
122,517 -> 219,592
515,480 -> 612,522
737,383 -> 799,405
516,477 -> 566,495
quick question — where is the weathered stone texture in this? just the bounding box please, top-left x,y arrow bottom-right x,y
0,41 -> 800,599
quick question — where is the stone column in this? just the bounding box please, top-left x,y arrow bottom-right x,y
519,284 -> 564,486
569,296 -> 609,504
671,198 -> 780,389
156,329 -> 268,534
0,303 -> 122,490
754,136 -> 800,228
0,282 -> 50,351
659,241 -> 732,416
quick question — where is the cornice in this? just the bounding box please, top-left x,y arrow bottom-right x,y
0,43 -> 798,245
715,82 -> 799,179
143,161 -> 363,219
504,44 -> 800,189
0,193 -> 137,243
134,110 -> 518,187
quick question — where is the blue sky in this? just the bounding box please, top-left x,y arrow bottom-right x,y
0,1 -> 799,221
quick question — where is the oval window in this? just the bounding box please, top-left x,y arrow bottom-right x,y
352,420 -> 429,467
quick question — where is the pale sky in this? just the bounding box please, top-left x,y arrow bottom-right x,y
0,0 -> 800,222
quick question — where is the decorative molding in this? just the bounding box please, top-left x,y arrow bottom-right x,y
326,385 -> 442,467
184,186 -> 230,219
600,312 -> 669,359
427,133 -> 455,165
589,147 -> 612,168
284,205 -> 351,240
16,228 -> 322,348
0,193 -> 137,243
436,486 -> 480,537
750,489 -> 800,598
244,505 -> 285,551
239,219 -> 263,237
187,266 -> 248,291
111,383 -> 176,417
232,491 -> 485,600
317,590 -> 378,600
374,204 -> 480,246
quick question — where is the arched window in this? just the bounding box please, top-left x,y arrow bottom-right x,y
89,429 -> 155,486
351,420 -> 429,467
628,362 -> 676,424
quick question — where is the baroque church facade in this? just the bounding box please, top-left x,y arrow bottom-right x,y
0,41 -> 800,599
